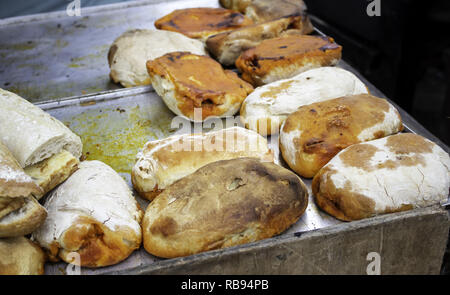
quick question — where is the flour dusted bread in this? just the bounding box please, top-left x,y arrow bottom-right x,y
235,35 -> 342,86
108,29 -> 206,88
280,94 -> 403,178
154,8 -> 253,40
206,15 -> 313,66
0,141 -> 46,238
0,236 -> 46,275
240,67 -> 368,135
142,157 -> 308,258
32,161 -> 143,267
312,133 -> 450,221
132,127 -> 273,201
146,52 -> 253,121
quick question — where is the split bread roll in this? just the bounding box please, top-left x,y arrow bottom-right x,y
108,29 -> 207,88
280,94 -> 403,178
0,89 -> 81,197
142,157 -> 308,258
0,236 -> 46,275
240,67 -> 369,135
235,35 -> 342,86
132,127 -> 273,201
32,161 -> 143,268
146,52 -> 253,121
206,14 -> 314,67
312,133 -> 450,221
0,141 -> 46,238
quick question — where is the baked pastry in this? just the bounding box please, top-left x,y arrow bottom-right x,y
0,141 -> 46,238
312,133 -> 450,221
206,14 -> 314,66
0,236 -> 46,275
132,127 -> 273,201
240,67 -> 368,135
108,29 -> 207,88
0,89 -> 81,196
142,157 -> 308,258
235,35 -> 342,86
154,8 -> 253,40
146,52 -> 253,121
219,0 -> 252,12
280,94 -> 403,178
32,161 -> 143,268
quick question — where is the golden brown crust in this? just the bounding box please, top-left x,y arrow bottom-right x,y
154,8 -> 253,40
0,237 -> 46,275
245,0 -> 308,23
143,157 -> 308,258
0,197 -> 25,219
147,52 -> 253,120
235,35 -> 342,86
280,94 -> 403,178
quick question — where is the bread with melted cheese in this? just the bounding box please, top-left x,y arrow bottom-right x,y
146,52 -> 253,121
108,29 -> 207,88
142,157 -> 308,258
280,94 -> 403,178
240,67 -> 368,135
0,236 -> 46,275
206,14 -> 313,66
32,161 -> 143,267
312,133 -> 450,221
132,127 -> 273,201
235,35 -> 342,86
154,7 -> 253,41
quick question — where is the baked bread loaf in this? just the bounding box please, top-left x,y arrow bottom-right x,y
0,89 -> 81,196
0,141 -> 46,238
206,14 -> 314,66
312,133 -> 450,221
154,8 -> 253,40
240,67 -> 368,135
132,127 -> 273,201
108,29 -> 207,88
280,94 -> 403,178
146,52 -> 253,121
32,161 -> 143,268
142,157 -> 308,258
0,236 -> 46,275
235,35 -> 342,86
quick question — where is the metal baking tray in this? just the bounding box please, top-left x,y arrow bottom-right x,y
0,0 -> 448,275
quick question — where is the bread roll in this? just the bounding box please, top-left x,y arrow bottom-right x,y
206,15 -> 313,66
240,67 -> 368,135
108,29 -> 207,88
244,0 -> 309,23
142,157 -> 308,258
0,89 -> 82,168
0,236 -> 46,275
32,161 -> 143,268
146,52 -> 253,121
154,8 -> 253,40
132,127 -> 273,201
312,133 -> 450,221
235,35 -> 342,86
280,94 -> 403,178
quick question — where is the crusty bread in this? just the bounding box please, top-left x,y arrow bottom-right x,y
0,89 -> 82,168
108,29 -> 207,88
24,150 -> 79,199
0,236 -> 46,275
244,0 -> 308,23
132,127 -> 273,201
146,52 -> 253,121
235,35 -> 342,86
312,133 -> 450,221
206,14 -> 313,66
240,67 -> 368,135
280,94 -> 403,178
0,196 -> 47,238
32,161 -> 142,268
142,157 -> 308,258
154,8 -> 253,41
